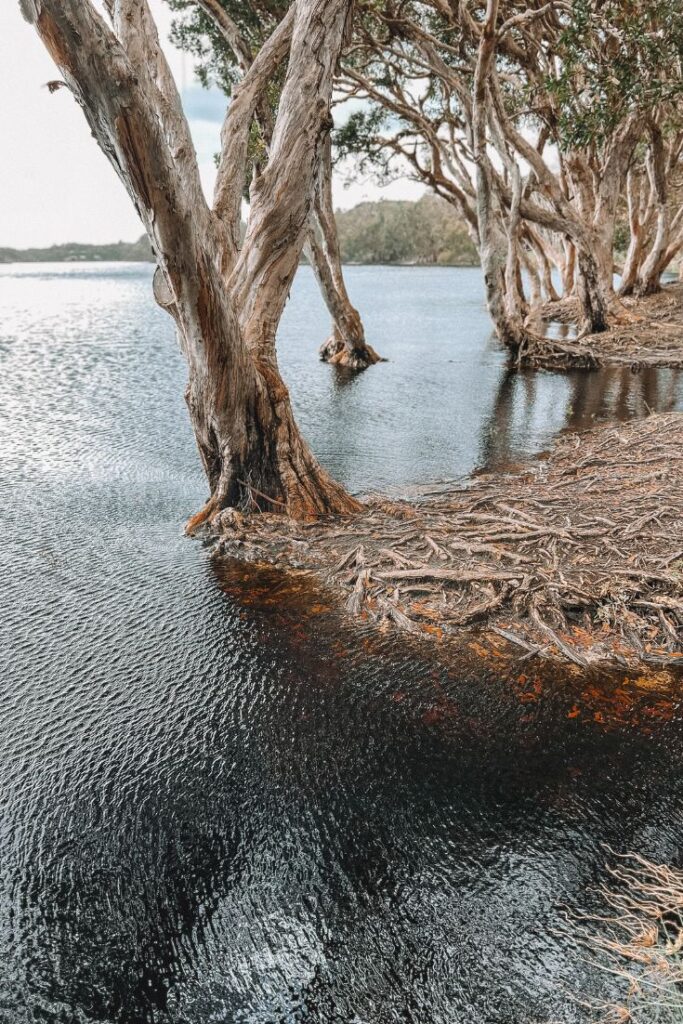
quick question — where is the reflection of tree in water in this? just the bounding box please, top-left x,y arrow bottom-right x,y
479,364 -> 537,469
331,364 -> 365,392
480,360 -> 682,470
565,366 -> 680,429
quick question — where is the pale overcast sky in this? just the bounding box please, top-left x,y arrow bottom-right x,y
1,2 -> 422,248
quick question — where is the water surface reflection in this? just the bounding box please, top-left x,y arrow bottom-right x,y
480,363 -> 681,470
1,263 -> 683,1023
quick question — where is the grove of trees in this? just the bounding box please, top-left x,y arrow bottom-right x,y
21,0 -> 683,524
335,196 -> 479,265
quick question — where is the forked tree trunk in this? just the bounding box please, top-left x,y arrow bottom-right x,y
205,10 -> 379,374
24,0 -> 361,526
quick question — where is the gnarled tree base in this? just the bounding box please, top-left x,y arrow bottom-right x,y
187,466 -> 362,535
212,413 -> 683,671
319,334 -> 385,370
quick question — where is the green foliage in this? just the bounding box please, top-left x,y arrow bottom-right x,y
166,0 -> 292,93
335,196 -> 478,266
613,219 -> 630,254
548,0 -> 683,147
334,107 -> 399,183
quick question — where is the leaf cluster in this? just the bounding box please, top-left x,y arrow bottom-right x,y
547,0 -> 683,147
167,0 -> 292,93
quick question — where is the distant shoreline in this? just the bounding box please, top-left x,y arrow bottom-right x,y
0,253 -> 480,269
1,197 -> 480,268
0,241 -> 153,265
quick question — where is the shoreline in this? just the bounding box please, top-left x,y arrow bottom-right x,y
522,282 -> 683,370
210,413 -> 683,672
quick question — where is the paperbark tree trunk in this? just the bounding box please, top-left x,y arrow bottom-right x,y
472,0 -> 527,352
306,226 -> 383,369
24,0 -> 360,526
524,226 -> 561,303
620,167 -> 650,296
561,241 -> 576,296
203,10 -> 377,371
309,136 -> 383,369
636,125 -> 669,296
575,243 -> 610,333
574,117 -> 644,330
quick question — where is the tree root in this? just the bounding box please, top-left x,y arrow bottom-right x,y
319,334 -> 385,370
185,496 -> 219,536
212,413 -> 683,670
560,854 -> 683,1022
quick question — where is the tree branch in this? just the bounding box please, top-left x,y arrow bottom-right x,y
194,0 -> 253,71
213,6 -> 295,256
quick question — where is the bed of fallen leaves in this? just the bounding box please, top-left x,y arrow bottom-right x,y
212,413 -> 683,670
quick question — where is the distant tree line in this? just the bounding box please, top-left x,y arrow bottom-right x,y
336,196 -> 478,266
1,197 -> 477,268
0,237 -> 153,264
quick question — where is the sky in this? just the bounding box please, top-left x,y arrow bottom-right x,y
1,2 -> 422,248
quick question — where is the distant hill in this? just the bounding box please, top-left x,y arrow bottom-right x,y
336,195 -> 479,266
0,196 -> 478,267
0,237 -> 153,264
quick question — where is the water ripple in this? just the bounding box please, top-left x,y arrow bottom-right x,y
1,263 -> 683,1023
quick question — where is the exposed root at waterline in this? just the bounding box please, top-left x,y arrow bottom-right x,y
522,284 -> 683,370
210,413 -> 683,671
319,333 -> 386,370
185,496 -> 219,536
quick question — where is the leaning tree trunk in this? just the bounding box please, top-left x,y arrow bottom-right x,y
305,225 -> 383,370
24,0 -> 361,528
620,226 -> 648,297
310,136 -> 383,369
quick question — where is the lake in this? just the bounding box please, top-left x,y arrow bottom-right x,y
1,262 -> 683,1023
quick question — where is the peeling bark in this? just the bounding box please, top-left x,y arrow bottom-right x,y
206,9 -> 375,370
312,136 -> 382,368
24,0 -> 361,523
636,125 -> 669,296
472,0 -> 527,351
306,138 -> 383,369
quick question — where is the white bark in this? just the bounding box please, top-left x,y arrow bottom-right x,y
472,0 -> 526,350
